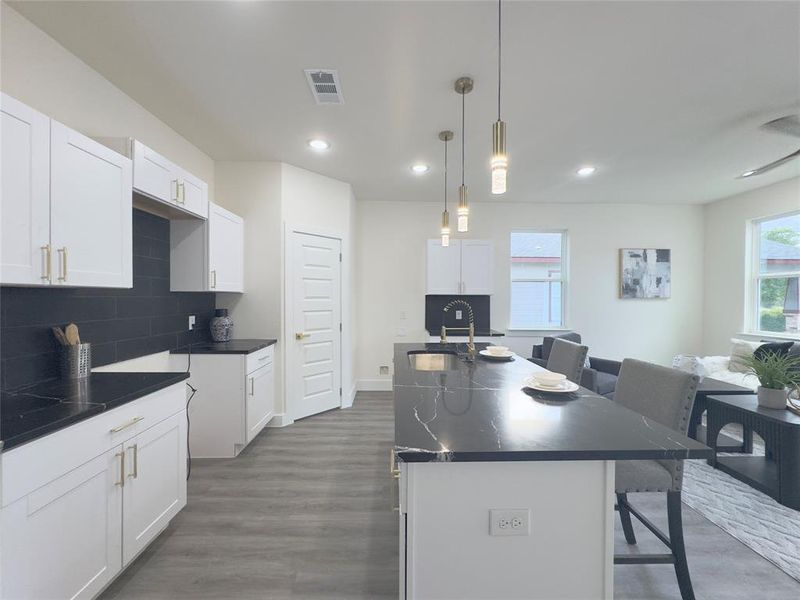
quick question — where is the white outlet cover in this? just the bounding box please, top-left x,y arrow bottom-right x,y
455,310 -> 463,320
489,509 -> 530,536
188,315 -> 196,330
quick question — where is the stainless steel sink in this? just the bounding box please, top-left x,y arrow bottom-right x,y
407,351 -> 460,371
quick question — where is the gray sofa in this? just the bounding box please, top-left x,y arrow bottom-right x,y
529,332 -> 621,398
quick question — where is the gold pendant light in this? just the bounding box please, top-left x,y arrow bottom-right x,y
491,0 -> 508,195
438,130 -> 454,246
455,77 -> 473,233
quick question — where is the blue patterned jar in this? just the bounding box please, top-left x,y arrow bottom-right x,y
210,308 -> 233,342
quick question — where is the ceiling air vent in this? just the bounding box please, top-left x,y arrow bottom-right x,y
304,69 -> 344,105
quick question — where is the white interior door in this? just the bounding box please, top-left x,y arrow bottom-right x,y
0,94 -> 51,285
290,232 -> 342,420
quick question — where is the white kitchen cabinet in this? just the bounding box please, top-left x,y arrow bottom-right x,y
0,94 -> 133,288
122,411 -> 187,565
1,447 -> 123,600
173,344 -> 275,458
1,382 -> 187,600
0,94 -> 50,285
247,360 -> 275,443
98,138 -> 209,220
50,121 -> 133,288
426,239 -> 494,295
170,201 -> 244,292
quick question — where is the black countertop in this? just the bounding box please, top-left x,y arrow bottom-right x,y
393,342 -> 711,463
426,328 -> 505,337
1,372 -> 189,451
172,339 -> 277,355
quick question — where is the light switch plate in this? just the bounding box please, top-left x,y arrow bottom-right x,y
489,509 -> 530,536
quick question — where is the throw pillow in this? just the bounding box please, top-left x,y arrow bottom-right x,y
754,341 -> 795,361
672,355 -> 707,377
729,338 -> 763,373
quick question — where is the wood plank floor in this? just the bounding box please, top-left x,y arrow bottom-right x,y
102,392 -> 799,600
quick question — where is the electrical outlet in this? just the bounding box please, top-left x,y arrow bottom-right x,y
455,310 -> 463,320
397,326 -> 408,337
188,315 -> 196,330
379,366 -> 389,375
489,509 -> 530,536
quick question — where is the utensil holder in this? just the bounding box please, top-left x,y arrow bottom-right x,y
60,343 -> 92,380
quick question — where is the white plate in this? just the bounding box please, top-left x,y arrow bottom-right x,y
523,377 -> 579,393
479,349 -> 514,359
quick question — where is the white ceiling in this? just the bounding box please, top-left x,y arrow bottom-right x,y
10,0 -> 800,204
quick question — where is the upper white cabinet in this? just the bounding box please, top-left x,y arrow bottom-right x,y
98,138 -> 209,220
171,201 -> 244,292
1,95 -> 50,285
0,94 -> 133,288
426,239 -> 494,295
51,122 -> 133,287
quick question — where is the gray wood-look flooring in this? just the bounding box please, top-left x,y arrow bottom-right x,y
102,392 -> 799,600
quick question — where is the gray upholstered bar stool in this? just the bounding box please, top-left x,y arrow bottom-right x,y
545,337 -> 588,384
613,358 -> 700,600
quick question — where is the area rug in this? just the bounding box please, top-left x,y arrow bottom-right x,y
683,457 -> 800,582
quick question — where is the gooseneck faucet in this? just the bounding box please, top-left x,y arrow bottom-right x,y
440,299 -> 476,361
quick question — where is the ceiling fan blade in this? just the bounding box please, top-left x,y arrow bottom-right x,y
738,148 -> 800,178
761,115 -> 800,138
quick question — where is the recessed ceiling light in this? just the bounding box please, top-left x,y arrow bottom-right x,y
576,166 -> 597,177
411,164 -> 430,174
740,170 -> 757,178
308,139 -> 330,151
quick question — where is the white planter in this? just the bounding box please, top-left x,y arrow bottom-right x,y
757,386 -> 787,410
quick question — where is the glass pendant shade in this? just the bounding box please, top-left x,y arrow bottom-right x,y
457,184 -> 469,232
491,119 -> 507,195
441,209 -> 450,247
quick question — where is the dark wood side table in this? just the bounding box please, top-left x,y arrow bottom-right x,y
690,378 -> 753,452
706,394 -> 800,510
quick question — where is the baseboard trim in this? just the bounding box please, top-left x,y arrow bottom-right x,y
357,379 -> 392,392
267,413 -> 294,428
341,384 -> 357,408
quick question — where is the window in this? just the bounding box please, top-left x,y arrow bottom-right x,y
510,231 -> 567,329
750,211 -> 800,336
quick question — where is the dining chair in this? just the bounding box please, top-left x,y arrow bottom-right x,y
613,358 -> 700,600
545,338 -> 588,384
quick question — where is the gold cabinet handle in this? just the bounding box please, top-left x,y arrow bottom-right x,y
41,244 -> 51,282
127,444 -> 138,479
172,179 -> 180,203
110,415 -> 143,433
178,181 -> 186,203
295,332 -> 310,340
210,269 -> 217,289
115,451 -> 125,487
389,448 -> 401,479
249,377 -> 255,396
57,247 -> 67,282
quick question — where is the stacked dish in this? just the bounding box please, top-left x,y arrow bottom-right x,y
523,371 -> 579,393
479,345 -> 514,361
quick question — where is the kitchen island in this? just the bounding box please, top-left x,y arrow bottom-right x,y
393,342 -> 710,600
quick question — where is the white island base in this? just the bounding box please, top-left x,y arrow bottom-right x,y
398,460 -> 615,600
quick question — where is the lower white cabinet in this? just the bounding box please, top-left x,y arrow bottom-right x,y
0,382 -> 187,600
175,345 -> 275,458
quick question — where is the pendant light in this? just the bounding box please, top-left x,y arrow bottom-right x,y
438,130 -> 454,247
491,0 -> 508,195
455,77 -> 473,233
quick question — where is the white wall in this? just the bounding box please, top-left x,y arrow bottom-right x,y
356,201 -> 705,387
702,177 -> 800,355
216,162 -> 358,421
0,4 -> 215,196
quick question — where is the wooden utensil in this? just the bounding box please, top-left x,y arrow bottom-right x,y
64,323 -> 80,345
51,326 -> 69,346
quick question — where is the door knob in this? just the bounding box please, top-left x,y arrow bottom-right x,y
295,332 -> 310,340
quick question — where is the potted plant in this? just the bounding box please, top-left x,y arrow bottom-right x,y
743,352 -> 800,409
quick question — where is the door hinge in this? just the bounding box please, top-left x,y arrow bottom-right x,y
339,252 -> 342,262
339,322 -> 342,332
339,387 -> 342,396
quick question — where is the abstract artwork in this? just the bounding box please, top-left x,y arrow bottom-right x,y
620,248 -> 671,299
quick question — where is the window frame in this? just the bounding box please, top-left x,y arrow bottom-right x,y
508,229 -> 569,331
747,210 -> 800,339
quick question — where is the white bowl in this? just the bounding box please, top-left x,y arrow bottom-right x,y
533,372 -> 567,387
486,345 -> 510,356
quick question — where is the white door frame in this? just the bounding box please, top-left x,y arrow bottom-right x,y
283,223 -> 345,422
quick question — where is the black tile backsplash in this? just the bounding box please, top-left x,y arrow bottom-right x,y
425,295 -> 491,333
0,209 -> 216,390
